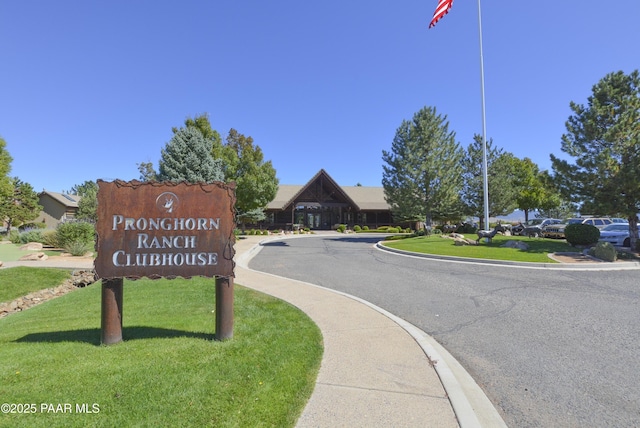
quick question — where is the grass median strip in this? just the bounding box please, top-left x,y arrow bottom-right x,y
382,234 -> 578,263
0,273 -> 322,427
0,267 -> 71,303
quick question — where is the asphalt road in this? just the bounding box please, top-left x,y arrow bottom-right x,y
249,234 -> 640,428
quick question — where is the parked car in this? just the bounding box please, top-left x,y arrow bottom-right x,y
542,218 -> 582,239
598,223 -> 640,247
521,218 -> 562,237
542,217 -> 613,239
581,217 -> 613,229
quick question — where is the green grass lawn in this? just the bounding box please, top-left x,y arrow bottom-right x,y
0,242 -> 60,262
0,267 -> 71,303
383,234 -> 579,263
0,272 -> 322,427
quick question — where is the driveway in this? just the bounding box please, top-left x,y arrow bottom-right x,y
249,234 -> 640,428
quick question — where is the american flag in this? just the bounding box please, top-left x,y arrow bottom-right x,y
429,0 -> 453,28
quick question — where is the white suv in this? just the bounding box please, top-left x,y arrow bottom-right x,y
542,217 -> 612,239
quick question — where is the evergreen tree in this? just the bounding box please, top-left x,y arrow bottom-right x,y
0,178 -> 42,233
460,135 -> 519,227
69,180 -> 98,222
157,126 -> 224,183
0,136 -> 13,200
551,70 -> 640,248
382,106 -> 464,229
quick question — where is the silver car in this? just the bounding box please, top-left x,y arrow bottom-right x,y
598,223 -> 639,247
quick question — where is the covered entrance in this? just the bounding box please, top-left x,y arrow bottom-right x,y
293,202 -> 352,230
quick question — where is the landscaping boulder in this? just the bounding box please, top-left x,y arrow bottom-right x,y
19,252 -> 48,261
593,241 -> 617,262
501,240 -> 529,250
20,242 -> 43,251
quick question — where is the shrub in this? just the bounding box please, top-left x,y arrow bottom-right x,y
353,225 -> 361,232
65,240 -> 92,256
56,221 -> 95,248
14,229 -> 44,244
41,229 -> 60,247
565,224 -> 599,246
432,229 -> 442,235
456,223 -> 477,234
336,224 -> 346,233
9,230 -> 20,244
19,222 -> 46,230
592,241 -> 617,262
362,225 -> 369,231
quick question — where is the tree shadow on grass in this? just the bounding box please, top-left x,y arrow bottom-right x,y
14,326 -> 213,346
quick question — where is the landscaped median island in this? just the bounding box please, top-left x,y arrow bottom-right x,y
381,234 -> 584,263
0,271 -> 322,427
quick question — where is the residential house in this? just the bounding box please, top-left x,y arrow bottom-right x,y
38,191 -> 81,228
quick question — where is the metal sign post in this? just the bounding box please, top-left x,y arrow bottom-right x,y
100,278 -> 123,345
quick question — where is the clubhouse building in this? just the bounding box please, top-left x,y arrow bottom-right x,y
264,169 -> 393,231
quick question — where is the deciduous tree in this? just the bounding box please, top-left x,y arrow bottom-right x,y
551,70 -> 640,249
217,128 -> 278,226
512,158 -> 561,222
178,115 -> 279,227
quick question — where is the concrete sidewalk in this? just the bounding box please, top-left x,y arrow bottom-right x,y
235,235 -> 506,428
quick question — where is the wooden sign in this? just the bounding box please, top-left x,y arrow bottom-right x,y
95,180 -> 236,279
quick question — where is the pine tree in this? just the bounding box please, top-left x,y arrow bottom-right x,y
460,135 -> 520,227
382,106 -> 464,229
1,178 -> 42,233
0,136 -> 13,200
157,126 -> 224,183
551,70 -> 640,249
69,180 -> 99,222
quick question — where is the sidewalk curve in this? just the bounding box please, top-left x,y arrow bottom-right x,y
235,235 -> 507,428
2,236 -> 507,427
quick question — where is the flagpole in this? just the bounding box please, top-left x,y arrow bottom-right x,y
477,0 -> 490,231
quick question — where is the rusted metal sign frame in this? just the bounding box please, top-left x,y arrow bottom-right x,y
95,180 -> 236,344
95,180 -> 235,280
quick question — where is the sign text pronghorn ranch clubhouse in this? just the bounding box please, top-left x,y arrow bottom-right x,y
95,180 -> 236,279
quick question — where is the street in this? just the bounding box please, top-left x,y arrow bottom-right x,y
249,235 -> 640,427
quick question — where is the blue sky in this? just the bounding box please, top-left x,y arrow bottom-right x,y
1,1 -> 639,193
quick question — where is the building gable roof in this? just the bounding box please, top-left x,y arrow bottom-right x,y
267,170 -> 389,211
38,191 -> 81,208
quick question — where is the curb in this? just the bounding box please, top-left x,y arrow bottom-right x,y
376,242 -> 640,271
